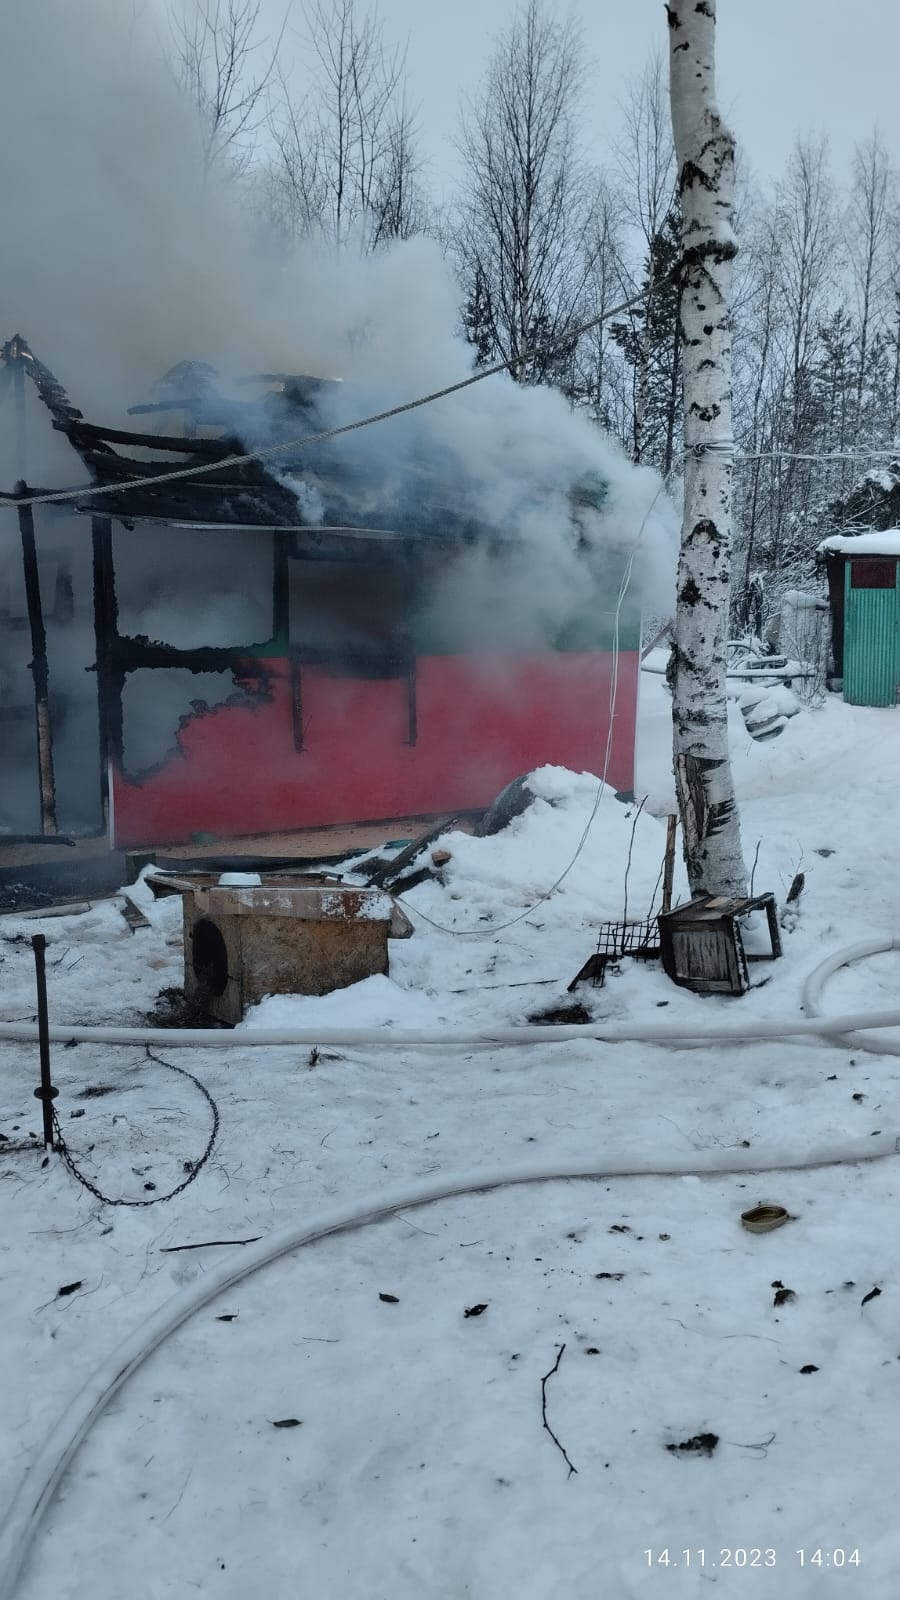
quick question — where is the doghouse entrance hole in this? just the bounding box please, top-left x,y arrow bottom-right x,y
192,918 -> 229,995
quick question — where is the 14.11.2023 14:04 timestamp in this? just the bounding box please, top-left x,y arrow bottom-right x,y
644,1550 -> 861,1570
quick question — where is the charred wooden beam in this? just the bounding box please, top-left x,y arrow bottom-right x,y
406,657 -> 418,746
0,833 -> 76,847
13,361 -> 26,475
110,639 -> 274,674
75,483 -> 300,525
125,399 -> 272,431
662,815 -> 678,915
53,419 -> 238,458
78,491 -> 298,526
16,487 -> 58,835
289,649 -> 304,752
92,515 -> 119,823
125,397 -> 203,415
273,530 -> 291,641
76,446 -> 286,487
0,485 -> 67,505
1,335 -> 84,427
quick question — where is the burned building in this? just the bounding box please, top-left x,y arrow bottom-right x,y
0,337 -> 644,855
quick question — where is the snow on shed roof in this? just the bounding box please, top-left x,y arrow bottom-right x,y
817,529 -> 900,557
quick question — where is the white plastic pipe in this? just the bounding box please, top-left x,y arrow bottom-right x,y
3,1134 -> 900,1600
5,1007 -> 900,1050
802,936 -> 900,1057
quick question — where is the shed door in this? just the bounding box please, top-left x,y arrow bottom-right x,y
843,559 -> 900,707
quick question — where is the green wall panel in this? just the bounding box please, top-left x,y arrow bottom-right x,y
843,561 -> 900,707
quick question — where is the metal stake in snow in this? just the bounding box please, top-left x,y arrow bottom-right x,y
31,935 -> 58,1148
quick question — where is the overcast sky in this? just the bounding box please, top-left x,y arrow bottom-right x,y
243,0 -> 900,193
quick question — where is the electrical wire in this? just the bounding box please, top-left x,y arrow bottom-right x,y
686,438 -> 900,468
737,447 -> 900,466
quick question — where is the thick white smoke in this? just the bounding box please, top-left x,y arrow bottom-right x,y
0,0 -> 677,828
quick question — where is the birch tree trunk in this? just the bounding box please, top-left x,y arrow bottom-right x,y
667,0 -> 747,899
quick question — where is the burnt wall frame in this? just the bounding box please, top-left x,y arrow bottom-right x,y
286,549 -> 419,747
91,525 -> 424,795
91,521 -> 285,787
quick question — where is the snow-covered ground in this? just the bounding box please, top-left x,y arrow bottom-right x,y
2,675 -> 900,1598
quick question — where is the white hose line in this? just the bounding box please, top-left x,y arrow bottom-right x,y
5,1006 -> 900,1051
802,937 -> 900,1057
3,1135 -> 900,1600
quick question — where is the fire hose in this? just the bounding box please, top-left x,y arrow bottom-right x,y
1,937 -> 899,1597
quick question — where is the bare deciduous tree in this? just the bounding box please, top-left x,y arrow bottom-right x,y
616,49 -> 677,256
846,133 -> 896,424
263,63 -> 327,237
169,0 -> 287,174
776,136 -> 839,451
731,201 -> 787,627
367,98 -> 429,248
571,175 -> 633,438
265,0 -> 425,249
614,51 -> 677,459
454,0 -> 591,385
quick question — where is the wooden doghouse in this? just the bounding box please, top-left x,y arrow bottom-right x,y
182,876 -> 413,1024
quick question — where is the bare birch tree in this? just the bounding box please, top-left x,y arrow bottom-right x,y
454,0 -> 591,385
667,0 -> 747,900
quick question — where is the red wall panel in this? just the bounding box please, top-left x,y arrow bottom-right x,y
112,651 -> 638,847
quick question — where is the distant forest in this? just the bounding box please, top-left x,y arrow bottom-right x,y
171,0 -> 900,628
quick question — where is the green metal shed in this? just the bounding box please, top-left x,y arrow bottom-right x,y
819,536 -> 900,707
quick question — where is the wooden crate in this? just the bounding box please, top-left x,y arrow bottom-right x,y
657,892 -> 781,996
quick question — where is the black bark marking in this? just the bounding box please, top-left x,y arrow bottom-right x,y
691,518 -> 721,543
707,795 -> 738,835
680,577 -> 702,606
696,1 -> 714,14
676,754 -> 710,859
665,5 -> 681,26
681,238 -> 737,269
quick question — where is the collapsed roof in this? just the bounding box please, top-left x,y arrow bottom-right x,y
0,339 -> 545,552
0,337 -> 611,558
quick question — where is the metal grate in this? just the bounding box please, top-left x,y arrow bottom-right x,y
567,916 -> 661,992
595,917 -> 660,960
